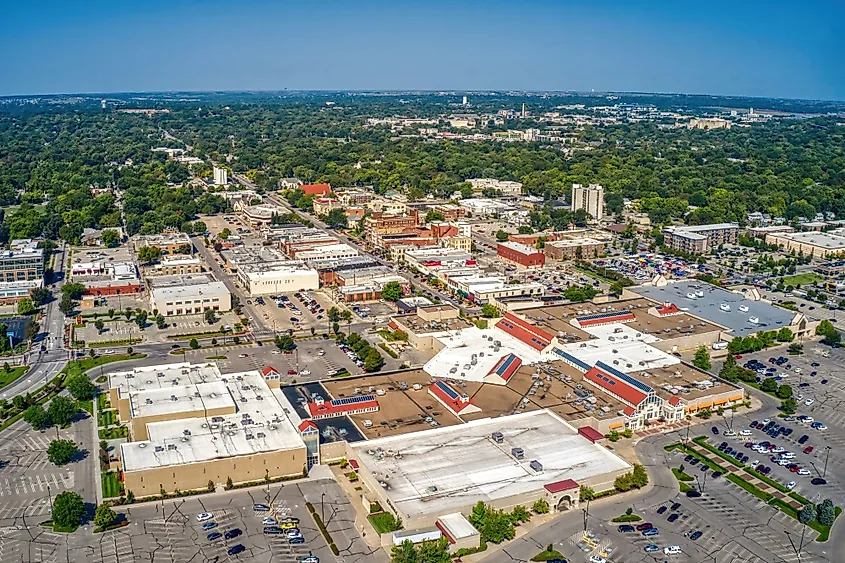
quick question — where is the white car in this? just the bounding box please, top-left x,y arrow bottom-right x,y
272,350 -> 281,354
299,370 -> 311,375
751,460 -> 759,466
318,350 -> 326,356
795,367 -> 802,373
196,513 -> 214,522
805,399 -> 815,406
589,557 -> 607,563
763,419 -> 770,424
798,468 -> 811,476
724,430 -> 737,437
262,516 -> 277,526
772,446 -> 785,454
664,546 -> 682,555
796,394 -> 803,400
787,481 -> 796,490
739,430 -> 752,436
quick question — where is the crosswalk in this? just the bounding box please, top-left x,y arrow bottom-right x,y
97,530 -> 134,563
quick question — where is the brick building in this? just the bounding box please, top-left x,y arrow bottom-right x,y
497,241 -> 546,268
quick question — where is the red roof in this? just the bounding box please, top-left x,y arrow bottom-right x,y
262,366 -> 280,377
429,381 -> 474,414
487,354 -> 522,382
668,395 -> 682,406
495,312 -> 553,351
583,367 -> 648,406
544,479 -> 579,493
578,426 -> 605,443
656,303 -> 680,316
298,420 -> 318,432
623,406 -> 636,416
576,310 -> 636,327
348,459 -> 359,469
300,183 -> 331,196
387,321 -> 400,331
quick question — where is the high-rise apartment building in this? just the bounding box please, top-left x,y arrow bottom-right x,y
570,183 -> 604,221
213,166 -> 228,186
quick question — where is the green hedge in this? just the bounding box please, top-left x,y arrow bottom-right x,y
378,343 -> 398,359
306,502 -> 339,555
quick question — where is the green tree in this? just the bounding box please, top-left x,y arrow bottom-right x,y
189,338 -> 200,349
818,499 -> 836,526
12,395 -> 27,410
799,503 -> 817,525
390,540 -> 420,563
137,245 -> 162,264
693,346 -> 711,371
777,384 -> 793,399
134,310 -> 148,329
48,396 -> 78,427
481,303 -> 499,318
30,287 -> 51,306
66,373 -> 97,401
51,491 -> 85,529
776,327 -> 794,342
416,538 -> 451,563
532,498 -> 550,514
579,485 -> 596,502
364,348 -> 384,372
17,298 -> 36,316
788,342 -> 804,355
322,208 -> 348,228
274,334 -> 296,351
23,404 -> 52,430
327,307 -> 341,323
381,281 -> 404,302
781,397 -> 797,415
204,308 -> 217,324
425,210 -> 445,223
100,229 -> 119,248
511,505 -> 530,523
47,439 -> 79,466
61,283 -> 85,300
495,230 -> 510,242
94,502 -> 117,529
761,378 -> 778,393
94,319 -> 105,334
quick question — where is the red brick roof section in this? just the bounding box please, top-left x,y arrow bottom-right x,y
543,478 -> 579,493
300,183 -> 332,196
297,420 -> 318,432
656,303 -> 680,315
429,381 -> 473,414
583,367 -> 648,406
261,366 -> 279,377
623,406 -> 636,416
577,426 -> 605,443
495,312 -> 553,351
669,395 -> 682,406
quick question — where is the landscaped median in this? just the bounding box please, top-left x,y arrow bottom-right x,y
665,438 -> 841,541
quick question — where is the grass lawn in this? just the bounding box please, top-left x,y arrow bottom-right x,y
611,513 -> 642,522
64,354 -> 146,380
531,548 -> 566,561
99,426 -> 128,440
368,512 -> 401,533
78,400 -> 93,415
98,410 -> 117,427
672,467 -> 695,482
102,471 -> 123,498
206,355 -> 227,360
781,273 -> 823,287
0,366 -> 28,389
40,520 -> 78,533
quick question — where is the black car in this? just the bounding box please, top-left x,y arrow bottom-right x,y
253,504 -> 270,512
618,524 -> 635,533
227,544 -> 245,556
700,464 -> 708,472
712,471 -> 722,478
686,490 -> 702,498
822,379 -> 829,384
668,513 -> 680,523
264,526 -> 284,535
711,426 -> 719,435
207,532 -> 222,541
689,458 -> 699,466
289,537 -> 305,544
799,434 -> 809,444
224,528 -> 243,540
690,530 -> 703,541
684,454 -> 694,462
811,362 -> 820,367
671,502 -> 681,511
256,340 -> 262,346
657,506 -> 667,514
812,478 -> 828,485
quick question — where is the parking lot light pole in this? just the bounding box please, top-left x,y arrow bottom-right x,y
823,445 -> 832,478
321,492 -> 326,524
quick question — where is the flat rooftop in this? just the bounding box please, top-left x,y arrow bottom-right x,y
636,363 -> 738,403
768,230 -> 845,250
109,362 -> 223,400
148,273 -> 217,288
130,380 -> 234,419
631,281 -> 796,337
150,280 -> 229,300
352,410 -> 631,520
121,370 -> 305,472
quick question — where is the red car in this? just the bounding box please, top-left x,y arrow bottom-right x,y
804,446 -> 814,454
287,370 -> 297,375
790,466 -> 801,473
734,355 -> 743,359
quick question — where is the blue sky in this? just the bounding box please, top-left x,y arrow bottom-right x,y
0,0 -> 842,100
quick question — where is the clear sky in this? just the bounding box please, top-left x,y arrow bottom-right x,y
1,0 -> 842,100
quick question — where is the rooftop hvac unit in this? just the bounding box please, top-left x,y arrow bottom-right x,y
529,460 -> 543,472
167,444 -> 177,450
180,436 -> 189,442
145,398 -> 153,405
138,443 -> 147,448
170,395 -> 178,401
491,431 -> 504,443
511,447 -> 524,460
154,446 -> 164,452
257,432 -> 266,438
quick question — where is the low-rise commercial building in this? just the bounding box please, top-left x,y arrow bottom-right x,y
70,250 -> 141,296
663,223 -> 739,254
290,243 -> 359,262
0,243 -> 43,283
133,233 -> 193,255
497,241 -> 546,268
466,178 -> 523,196
145,255 -> 204,277
312,198 -> 342,216
237,261 -> 319,296
148,274 -> 231,315
765,229 -> 845,259
544,238 -> 606,260
239,204 -> 285,227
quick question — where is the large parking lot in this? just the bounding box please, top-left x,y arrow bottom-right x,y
249,291 -> 337,335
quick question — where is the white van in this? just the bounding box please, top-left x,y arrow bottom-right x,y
664,546 -> 682,555
780,452 -> 795,460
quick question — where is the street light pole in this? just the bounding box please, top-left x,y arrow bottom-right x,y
321,492 -> 326,524
823,446 -> 832,478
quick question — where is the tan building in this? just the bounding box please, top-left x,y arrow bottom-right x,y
687,117 -> 732,130
570,183 -> 604,221
663,223 -> 739,254
544,238 -> 605,260
312,197 -> 342,216
145,255 -> 204,277
133,233 -> 193,255
764,229 -> 845,259
110,362 -> 310,496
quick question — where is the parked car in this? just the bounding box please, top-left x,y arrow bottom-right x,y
686,490 -> 702,498
227,545 -> 245,556
636,522 -> 654,531
264,526 -> 284,535
196,513 -> 214,522
207,532 -> 222,541
668,513 -> 680,522
656,506 -> 667,514
618,525 -> 635,533
642,527 -> 659,537
812,478 -> 828,485
690,530 -> 703,541
253,503 -> 270,512
644,544 -> 660,553
224,528 -> 243,540
664,546 -> 682,555
202,521 -> 217,531
804,446 -> 814,454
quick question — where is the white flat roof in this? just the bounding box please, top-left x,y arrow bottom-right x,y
122,371 -> 305,472
558,338 -> 680,373
150,281 -> 229,300
423,325 -> 545,384
129,380 -> 234,419
353,410 -> 631,519
437,513 -> 478,540
109,362 -> 223,400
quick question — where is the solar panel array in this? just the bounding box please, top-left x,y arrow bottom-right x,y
492,354 -> 521,376
434,380 -> 459,400
576,310 -> 635,323
330,394 -> 377,407
553,348 -> 591,372
596,361 -> 653,394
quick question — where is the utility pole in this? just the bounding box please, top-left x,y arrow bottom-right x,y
823,445 -> 832,478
